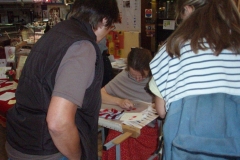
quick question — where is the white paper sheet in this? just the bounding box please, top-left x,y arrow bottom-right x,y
0,67 -> 11,78
0,92 -> 15,101
0,81 -> 17,92
120,113 -> 142,121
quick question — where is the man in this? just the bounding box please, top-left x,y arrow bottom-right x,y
6,0 -> 120,159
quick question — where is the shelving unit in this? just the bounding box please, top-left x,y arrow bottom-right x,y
0,23 -> 21,43
0,24 -> 17,35
156,18 -> 175,47
23,24 -> 45,44
42,0 -> 64,4
140,0 -> 176,53
156,0 -> 175,49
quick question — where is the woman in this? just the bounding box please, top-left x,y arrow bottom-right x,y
101,48 -> 158,160
150,0 -> 240,159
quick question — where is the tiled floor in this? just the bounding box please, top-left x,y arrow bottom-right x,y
0,125 -> 8,160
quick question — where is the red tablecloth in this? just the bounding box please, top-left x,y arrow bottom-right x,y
0,79 -> 17,127
102,123 -> 159,160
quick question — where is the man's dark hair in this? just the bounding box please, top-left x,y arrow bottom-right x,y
71,0 -> 121,29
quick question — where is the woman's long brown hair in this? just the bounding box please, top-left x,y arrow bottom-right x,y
166,0 -> 240,58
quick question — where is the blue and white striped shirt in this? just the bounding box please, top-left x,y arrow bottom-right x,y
150,41 -> 240,111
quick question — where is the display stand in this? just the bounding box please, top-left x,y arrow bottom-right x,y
23,24 -> 45,44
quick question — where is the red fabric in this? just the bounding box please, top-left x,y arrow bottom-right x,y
102,122 -> 159,160
0,79 -> 17,127
99,108 -> 124,120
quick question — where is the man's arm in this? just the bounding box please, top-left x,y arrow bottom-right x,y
101,87 -> 134,109
46,96 -> 81,160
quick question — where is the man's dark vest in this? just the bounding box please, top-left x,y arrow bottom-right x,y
6,17 -> 103,160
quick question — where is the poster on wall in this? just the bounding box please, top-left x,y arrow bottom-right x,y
145,24 -> 155,37
145,9 -> 152,18
115,0 -> 141,32
106,31 -> 124,58
106,30 -> 140,58
163,20 -> 175,30
42,10 -> 48,19
48,7 -> 61,28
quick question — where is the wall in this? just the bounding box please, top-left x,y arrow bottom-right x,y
140,0 -> 158,53
115,0 -> 141,32
110,0 -> 141,58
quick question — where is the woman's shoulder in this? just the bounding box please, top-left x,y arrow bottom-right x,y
115,69 -> 128,79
